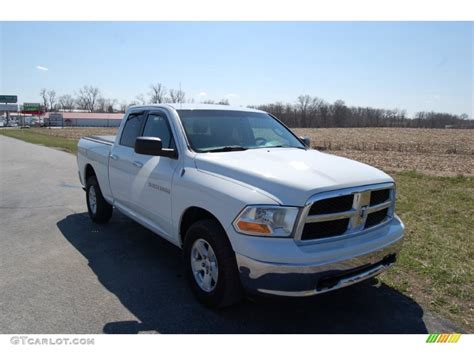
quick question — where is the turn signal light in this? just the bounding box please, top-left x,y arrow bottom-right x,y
236,221 -> 271,234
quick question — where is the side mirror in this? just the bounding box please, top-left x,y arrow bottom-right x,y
300,136 -> 311,148
134,137 -> 177,158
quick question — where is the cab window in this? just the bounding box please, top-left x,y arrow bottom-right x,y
142,113 -> 175,149
120,112 -> 146,147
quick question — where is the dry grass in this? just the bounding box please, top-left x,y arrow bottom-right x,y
8,127 -> 474,176
30,127 -> 118,141
294,128 -> 474,176
5,127 -> 474,176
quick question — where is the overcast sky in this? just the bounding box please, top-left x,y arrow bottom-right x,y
1,22 -> 472,117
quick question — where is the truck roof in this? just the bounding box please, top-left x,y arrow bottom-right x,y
129,103 -> 265,114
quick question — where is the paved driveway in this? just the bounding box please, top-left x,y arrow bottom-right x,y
0,135 -> 461,333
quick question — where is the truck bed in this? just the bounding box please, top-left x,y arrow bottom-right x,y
77,135 -> 116,199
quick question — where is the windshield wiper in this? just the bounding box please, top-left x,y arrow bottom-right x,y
203,146 -> 248,153
254,145 -> 306,150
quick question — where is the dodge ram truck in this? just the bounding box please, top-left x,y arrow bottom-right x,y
77,104 -> 404,307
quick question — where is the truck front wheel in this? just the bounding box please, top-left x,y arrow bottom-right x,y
86,176 -> 113,224
184,219 -> 243,308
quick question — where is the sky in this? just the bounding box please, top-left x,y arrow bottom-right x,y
1,22 -> 473,117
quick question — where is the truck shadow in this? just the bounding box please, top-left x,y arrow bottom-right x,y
57,212 -> 428,334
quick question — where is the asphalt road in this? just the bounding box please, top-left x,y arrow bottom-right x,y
0,135 -> 462,334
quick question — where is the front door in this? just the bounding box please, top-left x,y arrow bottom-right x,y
130,111 -> 180,239
109,111 -> 146,210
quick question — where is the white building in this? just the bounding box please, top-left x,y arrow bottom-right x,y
44,112 -> 124,127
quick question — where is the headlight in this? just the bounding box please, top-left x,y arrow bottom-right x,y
233,206 -> 299,237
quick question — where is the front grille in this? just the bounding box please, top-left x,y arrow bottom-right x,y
301,218 -> 350,240
365,208 -> 389,228
308,195 -> 354,215
370,189 -> 390,206
298,184 -> 394,241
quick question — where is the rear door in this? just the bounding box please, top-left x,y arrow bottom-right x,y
109,111 -> 146,210
130,110 -> 180,238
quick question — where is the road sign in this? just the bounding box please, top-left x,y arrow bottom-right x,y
0,104 -> 18,112
21,103 -> 44,115
0,95 -> 18,104
22,103 -> 42,111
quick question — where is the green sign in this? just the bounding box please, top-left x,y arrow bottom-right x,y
22,103 -> 42,111
0,95 -> 18,104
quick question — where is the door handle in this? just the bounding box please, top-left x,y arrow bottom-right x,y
133,161 -> 143,168
110,154 -> 118,160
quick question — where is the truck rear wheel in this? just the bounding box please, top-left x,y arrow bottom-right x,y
86,176 -> 113,224
183,219 -> 243,308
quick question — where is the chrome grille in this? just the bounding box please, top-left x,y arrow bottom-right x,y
296,183 -> 395,242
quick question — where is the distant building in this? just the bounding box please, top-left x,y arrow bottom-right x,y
44,112 -> 124,127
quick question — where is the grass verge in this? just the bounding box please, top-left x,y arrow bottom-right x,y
0,128 -> 78,154
1,128 -> 473,330
381,171 -> 473,331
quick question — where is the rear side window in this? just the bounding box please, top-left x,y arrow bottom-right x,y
120,112 -> 146,147
142,113 -> 174,149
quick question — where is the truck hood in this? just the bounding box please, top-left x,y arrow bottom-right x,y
194,148 -> 393,205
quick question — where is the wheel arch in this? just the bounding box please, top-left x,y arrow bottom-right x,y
84,163 -> 96,182
179,206 -> 226,247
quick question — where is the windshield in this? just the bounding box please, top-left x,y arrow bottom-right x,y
177,110 -> 305,152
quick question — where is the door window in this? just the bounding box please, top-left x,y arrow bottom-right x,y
142,113 -> 175,149
120,112 -> 146,147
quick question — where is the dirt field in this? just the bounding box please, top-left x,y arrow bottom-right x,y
28,127 -> 474,176
293,128 -> 474,176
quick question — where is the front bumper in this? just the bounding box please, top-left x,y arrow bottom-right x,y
235,216 -> 404,297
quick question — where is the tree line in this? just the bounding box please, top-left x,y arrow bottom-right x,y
39,85 -> 472,129
252,95 -> 472,129
39,83 -> 190,114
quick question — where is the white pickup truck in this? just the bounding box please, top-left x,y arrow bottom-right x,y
77,104 -> 404,307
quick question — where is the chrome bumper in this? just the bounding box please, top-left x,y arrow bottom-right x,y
236,235 -> 403,297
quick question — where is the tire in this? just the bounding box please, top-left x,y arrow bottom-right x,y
183,219 -> 243,308
86,175 -> 113,224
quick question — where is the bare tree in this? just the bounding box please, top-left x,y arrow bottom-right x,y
119,101 -> 128,112
96,98 -> 117,113
106,99 -> 117,113
217,99 -> 230,105
128,99 -> 139,106
135,94 -> 147,105
40,89 -> 48,112
76,86 -> 101,112
39,89 -> 58,111
296,95 -> 312,127
169,88 -> 186,103
202,99 -> 216,104
149,83 -> 167,103
47,90 -> 57,111
96,98 -> 106,113
58,94 -> 75,111
331,100 -> 349,127
201,99 -> 229,105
